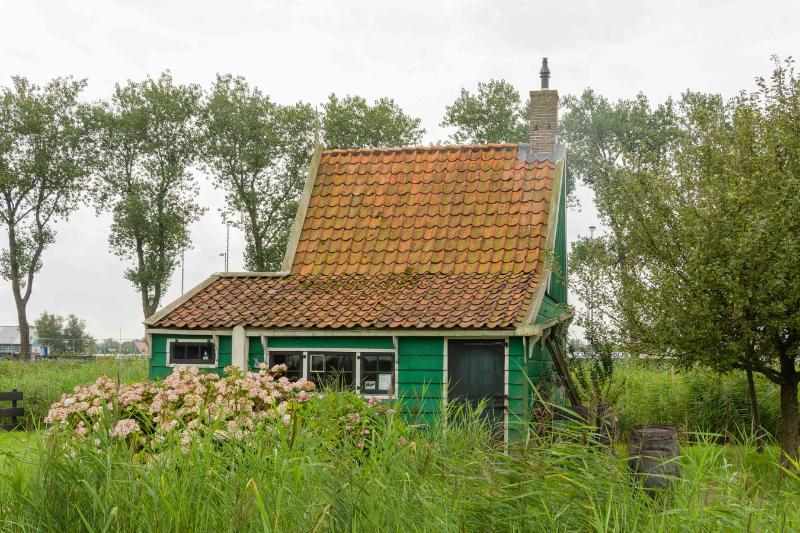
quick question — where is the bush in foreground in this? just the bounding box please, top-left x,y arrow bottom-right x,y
44,365 -> 316,453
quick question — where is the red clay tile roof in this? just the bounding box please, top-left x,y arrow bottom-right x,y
151,271 -> 538,329
149,144 -> 559,330
293,144 -> 553,275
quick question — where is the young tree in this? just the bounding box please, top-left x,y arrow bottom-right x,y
91,73 -> 204,319
200,75 -> 315,271
62,313 -> 95,353
34,311 -> 94,355
440,79 -> 528,145
567,234 -> 625,419
34,311 -> 66,354
322,94 -> 425,149
0,77 -> 92,360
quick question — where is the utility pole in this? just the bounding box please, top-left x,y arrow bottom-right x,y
181,248 -> 185,294
588,225 -> 596,350
226,223 -> 230,272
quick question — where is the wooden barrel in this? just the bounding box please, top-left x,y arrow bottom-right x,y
627,425 -> 680,490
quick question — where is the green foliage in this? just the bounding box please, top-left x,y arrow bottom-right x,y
0,358 -> 148,428
560,89 -> 679,202
33,311 -> 95,355
0,76 -> 92,358
2,405 -> 799,530
322,93 -> 425,149
200,75 -> 315,271
440,79 -> 528,144
89,72 -> 205,318
562,59 -> 800,461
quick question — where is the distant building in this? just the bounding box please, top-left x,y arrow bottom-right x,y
0,326 -> 44,358
134,340 -> 149,355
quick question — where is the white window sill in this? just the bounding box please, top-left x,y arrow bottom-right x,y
167,362 -> 218,369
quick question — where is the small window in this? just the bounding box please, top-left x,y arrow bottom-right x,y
268,351 -> 304,381
360,352 -> 394,394
309,351 -> 355,390
169,340 -> 215,365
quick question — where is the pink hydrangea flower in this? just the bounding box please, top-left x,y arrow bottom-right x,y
111,418 -> 140,438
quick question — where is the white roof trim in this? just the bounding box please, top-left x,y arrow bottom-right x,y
281,144 -> 323,272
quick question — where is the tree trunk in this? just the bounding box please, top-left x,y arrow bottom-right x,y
16,305 -> 31,361
779,380 -> 799,468
7,221 -> 31,361
746,368 -> 764,453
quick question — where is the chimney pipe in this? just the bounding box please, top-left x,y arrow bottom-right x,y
529,58 -> 558,154
539,57 -> 550,89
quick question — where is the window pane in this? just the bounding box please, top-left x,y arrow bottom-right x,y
325,354 -> 339,372
360,352 -> 394,394
378,356 -> 393,372
269,351 -> 303,380
171,341 -> 215,365
307,352 -> 355,390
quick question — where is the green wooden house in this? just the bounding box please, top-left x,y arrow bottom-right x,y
144,67 -> 570,441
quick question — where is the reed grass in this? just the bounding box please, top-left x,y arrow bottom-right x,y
1,399 -> 799,532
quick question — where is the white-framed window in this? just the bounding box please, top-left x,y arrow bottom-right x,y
166,338 -> 217,368
265,347 -> 396,398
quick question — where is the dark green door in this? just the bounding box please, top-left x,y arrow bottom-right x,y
447,339 -> 505,433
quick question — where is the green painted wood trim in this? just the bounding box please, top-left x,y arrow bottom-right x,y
266,336 -> 394,350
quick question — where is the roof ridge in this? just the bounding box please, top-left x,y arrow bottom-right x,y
210,270 -> 534,279
321,143 -> 520,156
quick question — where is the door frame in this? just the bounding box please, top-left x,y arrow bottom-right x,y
443,337 -> 510,442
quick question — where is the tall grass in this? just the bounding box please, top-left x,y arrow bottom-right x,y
611,360 -> 781,440
1,397 -> 799,531
0,357 -> 148,428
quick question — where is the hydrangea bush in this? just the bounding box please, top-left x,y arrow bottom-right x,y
45,364 -> 315,451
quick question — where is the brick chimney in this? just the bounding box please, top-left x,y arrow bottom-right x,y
529,58 -> 558,154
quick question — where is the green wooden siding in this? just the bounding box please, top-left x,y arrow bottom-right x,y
397,337 -> 444,425
507,336 -> 527,441
148,333 -> 553,441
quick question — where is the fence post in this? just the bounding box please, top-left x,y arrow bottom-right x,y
11,388 -> 18,429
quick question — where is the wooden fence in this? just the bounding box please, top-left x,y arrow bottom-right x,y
0,389 -> 23,431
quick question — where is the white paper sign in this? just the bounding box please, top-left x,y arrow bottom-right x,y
378,373 -> 391,391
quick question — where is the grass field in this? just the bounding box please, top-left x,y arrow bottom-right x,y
0,358 -> 797,531
0,357 -> 148,429
1,419 -> 798,531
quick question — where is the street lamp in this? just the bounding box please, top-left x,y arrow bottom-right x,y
219,252 -> 228,272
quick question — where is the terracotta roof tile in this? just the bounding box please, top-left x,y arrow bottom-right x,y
151,144 -> 557,330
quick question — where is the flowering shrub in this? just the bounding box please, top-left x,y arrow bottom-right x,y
45,364 -> 315,451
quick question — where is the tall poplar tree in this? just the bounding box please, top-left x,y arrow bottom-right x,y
0,77 -> 91,359
91,72 -> 204,319
200,75 -> 315,272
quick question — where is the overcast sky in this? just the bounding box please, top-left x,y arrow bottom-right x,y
1,0 -> 797,341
